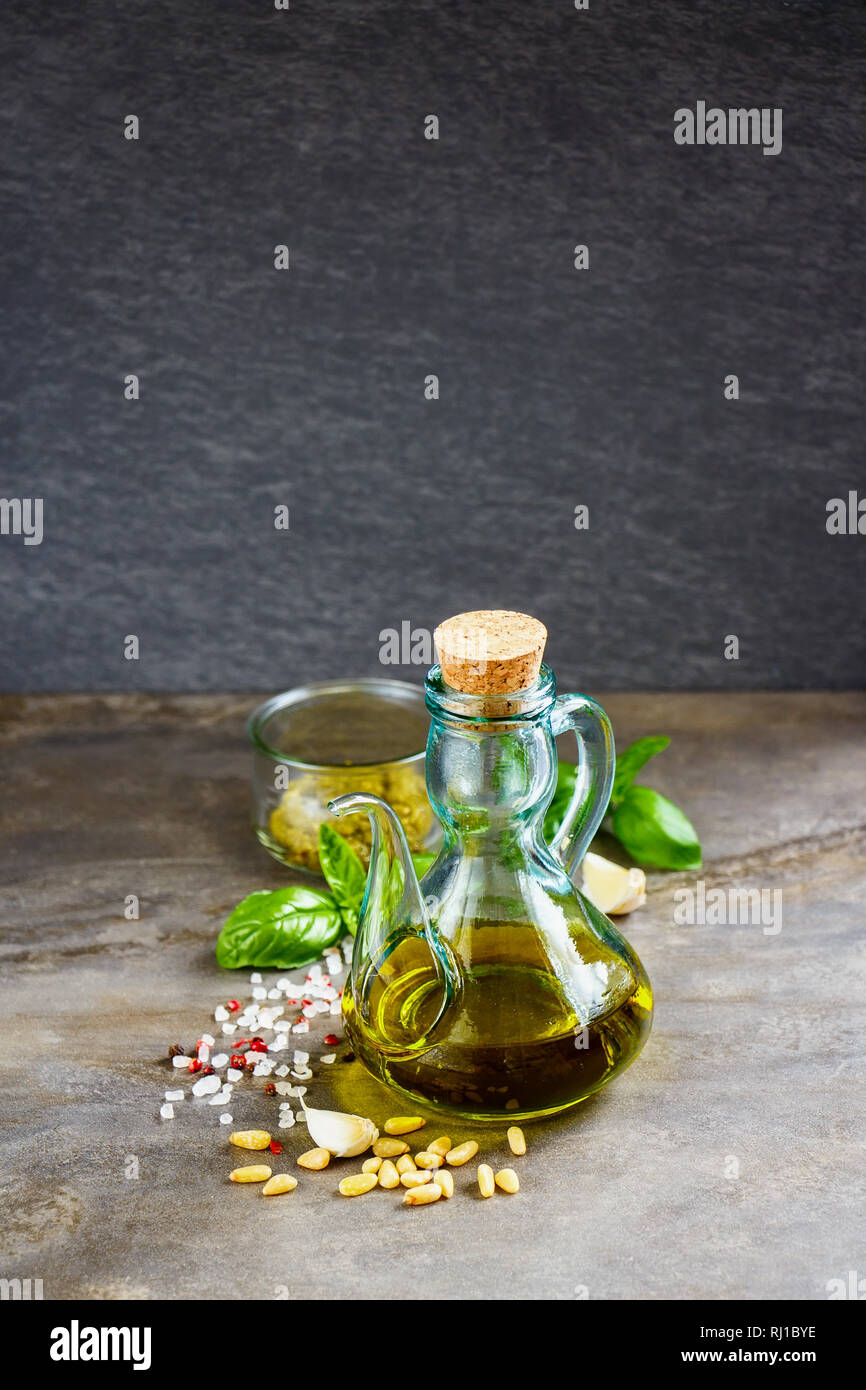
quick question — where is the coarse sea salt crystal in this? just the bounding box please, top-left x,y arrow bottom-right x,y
219,1113 -> 233,1125
252,1062 -> 272,1077
274,1020 -> 291,1034
197,1043 -> 211,1063
329,1000 -> 342,1015
342,939 -> 353,961
222,1023 -> 237,1035
172,1055 -> 188,1069
275,1064 -> 290,1078
250,972 -> 263,984
267,988 -> 282,999
278,1114 -> 296,1129
214,1004 -> 229,1022
226,1067 -> 243,1082
321,1055 -> 336,1065
252,986 -> 267,1001
292,1020 -> 309,1034
160,1103 -> 174,1120
314,1000 -> 330,1015
291,1067 -> 313,1082
293,1050 -> 309,1065
270,1035 -> 287,1052
307,964 -> 323,982
192,1074 -> 222,1097
209,1090 -> 231,1105
274,1082 -> 293,1096
276,977 -> 292,991
211,1053 -> 229,1069
301,1004 -> 316,1019
279,1101 -> 292,1110
200,1033 -> 215,1046
164,1089 -> 184,1101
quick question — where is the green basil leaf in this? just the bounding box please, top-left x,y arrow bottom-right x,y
411,852 -> 436,879
611,785 -> 701,870
318,823 -> 367,935
215,887 -> 343,970
611,736 -> 670,805
543,760 -> 577,843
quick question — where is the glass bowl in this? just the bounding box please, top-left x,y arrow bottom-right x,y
247,679 -> 437,874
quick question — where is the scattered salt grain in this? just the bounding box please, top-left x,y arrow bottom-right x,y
321,1055 -> 336,1065
252,986 -> 267,1001
293,1050 -> 309,1065
274,1020 -> 291,1034
291,1067 -> 313,1082
278,1114 -> 296,1129
252,1062 -> 272,1077
159,1103 -> 174,1120
276,978 -> 292,991
211,1053 -> 229,1069
267,988 -> 282,999
200,1033 -> 215,1046
302,1004 -> 317,1019
329,1000 -> 342,1015
250,972 -> 262,984
219,1113 -> 233,1125
192,1074 -> 222,1097
275,1064 -> 290,1078
274,1082 -> 294,1096
164,1089 -> 184,1101
314,1000 -> 330,1015
222,1023 -> 237,1035
172,1055 -> 188,1069
226,1068 -> 243,1082
209,1090 -> 231,1105
292,1020 -> 310,1034
270,1035 -> 287,1053
214,1004 -> 229,1022
197,1043 -> 210,1063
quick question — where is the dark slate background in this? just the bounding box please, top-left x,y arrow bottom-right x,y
1,0 -> 864,692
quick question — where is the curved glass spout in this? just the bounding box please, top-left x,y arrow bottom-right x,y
329,793 -> 460,1058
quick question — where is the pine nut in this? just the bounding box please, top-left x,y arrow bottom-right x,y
400,1170 -> 432,1188
262,1174 -> 297,1196
230,1164 -> 272,1183
445,1140 -> 479,1166
495,1168 -> 520,1194
427,1135 -> 452,1157
384,1116 -> 426,1135
362,1156 -> 383,1174
403,1183 -> 442,1205
230,1130 -> 271,1151
507,1126 -> 526,1156
477,1163 -> 495,1198
415,1151 -> 443,1169
377,1159 -> 400,1189
433,1169 -> 454,1198
339,1172 -> 379,1197
373,1137 -> 410,1158
395,1154 -> 416,1175
297,1147 -> 331,1170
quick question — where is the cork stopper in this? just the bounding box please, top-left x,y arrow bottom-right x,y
433,610 -> 548,696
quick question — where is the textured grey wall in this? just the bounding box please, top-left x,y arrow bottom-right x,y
1,0 -> 864,692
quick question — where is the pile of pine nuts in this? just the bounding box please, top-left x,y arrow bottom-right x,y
229,1117 -> 527,1204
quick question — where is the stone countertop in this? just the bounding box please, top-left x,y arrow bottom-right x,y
0,692 -> 863,1301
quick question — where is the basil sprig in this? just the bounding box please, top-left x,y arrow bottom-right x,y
318,824 -> 366,935
215,886 -> 343,970
546,734 -> 701,871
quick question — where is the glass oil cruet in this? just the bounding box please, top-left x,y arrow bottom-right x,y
330,611 -> 652,1121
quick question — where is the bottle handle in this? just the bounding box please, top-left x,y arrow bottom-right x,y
548,694 -> 615,880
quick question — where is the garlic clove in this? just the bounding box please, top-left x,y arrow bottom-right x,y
581,851 -> 646,916
301,1103 -> 379,1157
